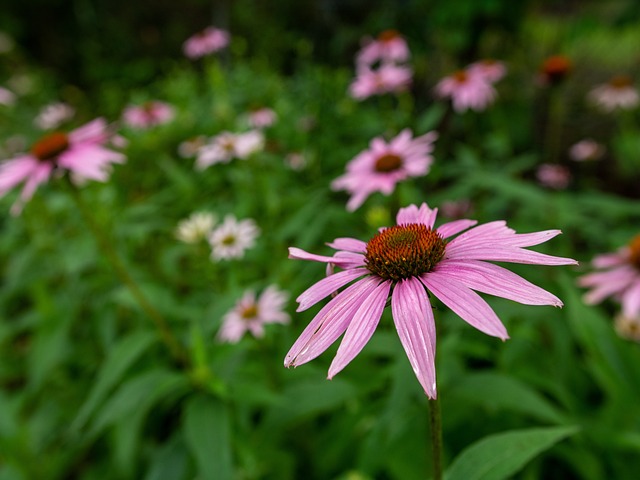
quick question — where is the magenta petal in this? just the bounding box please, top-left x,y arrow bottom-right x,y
436,219 -> 477,239
288,247 -> 354,267
435,259 -> 563,306
421,273 -> 509,339
296,268 -> 369,311
391,278 -> 437,398
327,280 -> 391,378
445,245 -> 577,266
622,280 -> 640,317
284,277 -> 380,367
396,203 -> 437,228
326,237 -> 367,253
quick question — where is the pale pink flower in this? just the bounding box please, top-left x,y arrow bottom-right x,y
34,102 -> 75,130
122,101 -> 175,129
208,215 -> 259,261
285,203 -> 576,398
247,107 -> 277,129
578,235 -> 640,318
349,64 -> 412,100
569,139 -> 605,162
356,30 -> 410,66
218,285 -> 290,343
183,26 -> 230,59
0,86 -> 15,106
467,59 -> 507,83
331,129 -> 437,211
588,76 -> 639,112
440,199 -> 473,219
195,130 -> 264,170
177,135 -> 207,158
285,152 -> 307,171
0,118 -> 124,215
536,164 -> 570,189
435,70 -> 496,112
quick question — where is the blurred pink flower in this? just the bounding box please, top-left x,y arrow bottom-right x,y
0,86 -> 16,106
569,139 -> 605,162
356,30 -> 410,66
195,130 -> 264,170
579,236 -> 640,318
183,26 -> 230,59
614,312 -> 640,342
218,285 -> 290,343
285,152 -> 307,171
208,214 -> 260,261
247,107 -> 277,128
285,203 -> 576,398
332,129 -> 437,211
588,75 -> 639,112
34,102 -> 75,130
435,70 -> 496,112
349,63 -> 412,100
440,199 -> 473,219
539,55 -> 572,86
122,101 -> 175,129
177,135 -> 207,158
536,164 -> 571,189
467,59 -> 507,83
0,119 -> 124,215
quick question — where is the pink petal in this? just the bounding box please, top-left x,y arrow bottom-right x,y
396,203 -> 437,227
445,245 -> 577,265
288,247 -> 354,268
296,268 -> 369,311
421,273 -> 509,339
622,280 -> 640,317
326,237 -> 367,253
436,219 -> 477,239
391,278 -> 437,398
327,280 -> 391,378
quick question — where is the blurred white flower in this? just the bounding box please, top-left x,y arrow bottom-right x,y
568,139 -> 605,162
0,86 -> 16,106
208,215 -> 260,261
196,130 -> 264,170
588,76 -> 639,112
176,212 -> 217,244
34,102 -> 75,130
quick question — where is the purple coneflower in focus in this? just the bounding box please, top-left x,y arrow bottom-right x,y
356,30 -> 410,66
578,235 -> 640,318
588,75 -> 639,112
434,70 -> 496,112
122,101 -> 175,129
349,63 -> 413,100
331,129 -> 437,211
183,26 -> 230,59
467,59 -> 507,83
536,164 -> 571,190
0,118 -> 124,215
218,285 -> 290,343
285,203 -> 576,398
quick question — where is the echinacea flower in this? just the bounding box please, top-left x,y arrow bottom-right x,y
536,164 -> 571,190
183,26 -> 230,59
247,107 -> 277,129
331,129 -> 437,211
467,59 -> 507,83
434,70 -> 496,112
285,203 -> 576,398
195,130 -> 264,170
578,235 -> 640,318
539,55 -> 572,85
208,215 -> 259,261
0,86 -> 16,106
175,212 -> 216,243
588,75 -> 639,112
568,139 -> 605,162
34,102 -> 75,130
0,118 -> 124,215
177,135 -> 207,158
614,312 -> 640,343
218,285 -> 290,343
356,30 -> 410,66
122,101 -> 175,129
349,63 -> 413,100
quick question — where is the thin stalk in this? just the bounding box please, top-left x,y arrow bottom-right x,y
68,183 -> 188,366
429,393 -> 444,480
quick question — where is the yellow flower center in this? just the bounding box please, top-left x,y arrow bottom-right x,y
222,234 -> 236,246
454,70 -> 468,83
30,132 -> 69,162
241,304 -> 258,320
374,153 -> 403,172
541,55 -> 572,82
629,235 -> 640,269
378,29 -> 400,42
365,224 -> 446,281
609,75 -> 633,89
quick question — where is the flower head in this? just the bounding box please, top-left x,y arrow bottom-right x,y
349,63 -> 412,100
578,235 -> 640,318
208,215 -> 260,261
175,212 -> 216,243
122,101 -> 175,129
536,164 -> 571,189
218,285 -> 290,343
569,139 -> 605,162
331,129 -> 437,211
614,312 -> 640,343
588,75 -> 639,112
539,55 -> 572,85
178,135 -> 207,158
0,118 -> 124,215
285,203 -> 576,398
0,86 -> 16,106
435,69 -> 496,112
467,59 -> 507,83
183,26 -> 230,59
247,107 -> 277,129
356,30 -> 410,66
195,130 -> 264,170
34,102 -> 75,130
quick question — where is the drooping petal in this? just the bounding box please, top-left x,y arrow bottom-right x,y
288,247 -> 356,268
396,202 -> 437,228
326,237 -> 367,253
436,219 -> 477,239
327,280 -> 391,378
296,268 -> 369,311
285,277 -> 380,367
391,278 -> 437,398
421,273 -> 509,339
434,259 -> 563,306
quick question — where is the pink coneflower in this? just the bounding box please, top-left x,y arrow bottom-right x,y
536,164 -> 571,189
285,203 -> 576,398
467,59 -> 507,83
218,285 -> 290,343
349,63 -> 413,100
177,135 -> 207,158
208,215 -> 260,261
569,139 -> 605,162
588,75 -> 639,112
183,26 -> 230,59
331,129 -> 437,211
285,152 -> 307,171
122,101 -> 175,129
356,30 -> 410,66
247,107 -> 277,129
434,70 -> 496,112
0,118 -> 124,215
195,130 -> 264,170
578,235 -> 640,318
0,86 -> 15,106
34,102 -> 75,130
539,55 -> 572,86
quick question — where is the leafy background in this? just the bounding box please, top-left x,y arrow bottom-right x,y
1,1 -> 640,479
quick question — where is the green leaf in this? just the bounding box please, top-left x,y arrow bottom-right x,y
445,426 -> 579,480
72,330 -> 157,431
182,394 -> 233,480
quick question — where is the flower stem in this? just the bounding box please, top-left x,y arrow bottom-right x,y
68,183 -> 188,367
429,393 -> 444,480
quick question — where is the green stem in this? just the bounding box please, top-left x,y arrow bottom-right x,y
429,394 -> 444,480
68,183 -> 188,367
